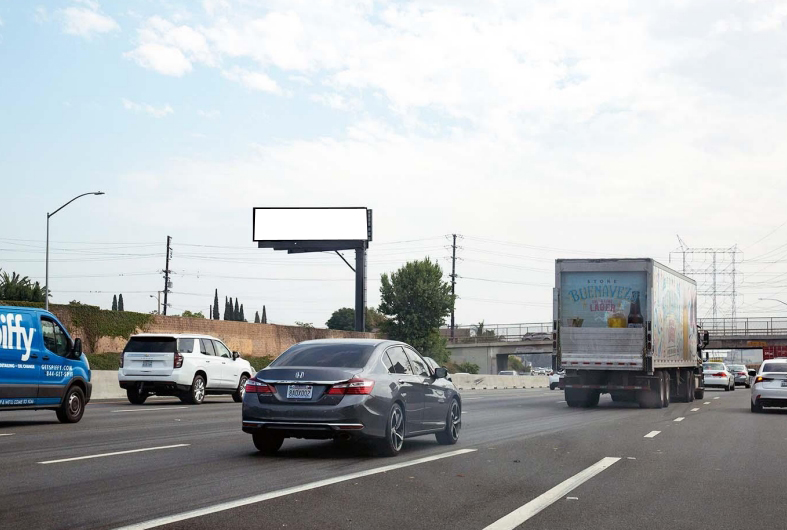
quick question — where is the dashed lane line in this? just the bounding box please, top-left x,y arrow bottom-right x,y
674,417 -> 685,422
113,448 -> 476,530
704,402 -> 711,405
482,457 -> 621,530
0,433 -> 15,437
690,408 -> 700,412
644,431 -> 661,438
38,444 -> 190,465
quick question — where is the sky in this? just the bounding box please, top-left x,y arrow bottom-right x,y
1,0 -> 787,328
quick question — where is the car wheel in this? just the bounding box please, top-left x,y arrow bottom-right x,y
232,375 -> 248,403
549,383 -> 557,390
436,399 -> 461,445
731,382 -> 736,391
745,383 -> 751,389
186,374 -> 206,404
724,382 -> 730,392
126,386 -> 149,405
252,433 -> 284,454
376,403 -> 405,457
751,400 -> 763,413
56,386 -> 85,423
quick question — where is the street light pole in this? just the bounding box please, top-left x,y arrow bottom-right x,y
45,191 -> 105,311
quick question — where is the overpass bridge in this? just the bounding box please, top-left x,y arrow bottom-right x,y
445,318 -> 787,374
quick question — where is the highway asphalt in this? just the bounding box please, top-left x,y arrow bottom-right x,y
0,386 -> 783,529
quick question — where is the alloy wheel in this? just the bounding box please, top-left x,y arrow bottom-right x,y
450,400 -> 461,440
390,407 -> 404,451
194,379 -> 205,401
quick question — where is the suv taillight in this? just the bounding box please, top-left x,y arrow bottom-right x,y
245,378 -> 274,394
120,352 -> 124,368
174,352 -> 184,369
327,378 -> 375,395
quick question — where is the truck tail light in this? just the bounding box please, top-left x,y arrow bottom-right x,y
174,352 -> 184,369
245,378 -> 274,393
327,378 -> 375,395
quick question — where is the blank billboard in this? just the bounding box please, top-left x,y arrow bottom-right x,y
253,207 -> 370,241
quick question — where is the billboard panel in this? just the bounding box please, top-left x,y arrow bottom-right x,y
253,207 -> 370,242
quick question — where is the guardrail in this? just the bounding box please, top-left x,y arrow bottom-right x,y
700,318 -> 787,337
445,322 -> 552,344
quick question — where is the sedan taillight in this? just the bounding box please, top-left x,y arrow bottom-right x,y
713,372 -> 727,377
327,378 -> 375,395
755,376 -> 772,384
174,352 -> 184,369
245,378 -> 274,394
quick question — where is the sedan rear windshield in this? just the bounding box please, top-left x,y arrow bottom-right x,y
272,343 -> 376,368
704,363 -> 725,371
124,337 -> 177,353
728,365 -> 745,371
762,363 -> 787,373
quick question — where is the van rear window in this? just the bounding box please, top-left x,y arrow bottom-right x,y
124,337 -> 177,353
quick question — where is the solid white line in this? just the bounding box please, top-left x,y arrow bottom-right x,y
704,402 -> 711,405
38,444 -> 190,465
0,433 -> 15,437
644,431 -> 661,438
482,457 -> 620,530
690,408 -> 700,412
674,417 -> 685,422
112,407 -> 189,413
114,448 -> 476,530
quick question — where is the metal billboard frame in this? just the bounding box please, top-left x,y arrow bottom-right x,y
253,207 -> 372,332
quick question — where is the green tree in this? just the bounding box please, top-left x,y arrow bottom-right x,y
326,307 -> 355,331
295,321 -> 314,328
508,355 -> 525,373
240,304 -> 245,322
181,310 -> 205,318
112,295 -> 118,311
213,289 -> 220,320
234,299 -> 240,321
457,362 -> 480,374
254,311 -> 260,323
118,294 -> 124,312
262,305 -> 267,324
0,270 -> 47,303
225,297 -> 232,320
379,258 -> 454,364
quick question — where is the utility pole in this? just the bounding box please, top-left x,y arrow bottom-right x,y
450,234 -> 457,341
163,236 -> 171,316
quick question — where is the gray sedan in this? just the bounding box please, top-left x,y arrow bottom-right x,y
242,339 -> 462,456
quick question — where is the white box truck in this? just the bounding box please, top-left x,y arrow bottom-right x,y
553,258 -> 709,408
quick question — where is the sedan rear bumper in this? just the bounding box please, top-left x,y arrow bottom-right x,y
242,420 -> 366,439
752,387 -> 787,407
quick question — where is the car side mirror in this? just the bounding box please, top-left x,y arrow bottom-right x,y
702,331 -> 710,347
232,351 -> 240,360
748,370 -> 756,377
433,367 -> 448,379
71,338 -> 83,358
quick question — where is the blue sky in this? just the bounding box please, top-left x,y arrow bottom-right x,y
2,0 -> 787,325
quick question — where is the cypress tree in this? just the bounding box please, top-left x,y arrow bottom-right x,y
262,305 -> 267,324
234,299 -> 240,321
254,311 -> 260,323
213,289 -> 220,320
112,295 -> 118,311
240,304 -> 245,322
118,294 -> 125,312
224,297 -> 230,320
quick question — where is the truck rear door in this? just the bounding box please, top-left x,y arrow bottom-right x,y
122,337 -> 176,377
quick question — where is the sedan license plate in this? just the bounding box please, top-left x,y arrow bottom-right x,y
287,385 -> 313,399
142,360 -> 153,368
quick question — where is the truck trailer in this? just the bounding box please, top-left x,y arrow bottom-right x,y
553,258 -> 708,408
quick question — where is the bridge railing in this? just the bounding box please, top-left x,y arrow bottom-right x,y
444,322 -> 552,344
700,317 -> 787,337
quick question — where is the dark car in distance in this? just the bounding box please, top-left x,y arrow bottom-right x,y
242,339 -> 461,456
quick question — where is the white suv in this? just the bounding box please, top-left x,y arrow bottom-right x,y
118,333 -> 254,405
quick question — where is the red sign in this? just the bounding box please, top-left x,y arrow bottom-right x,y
763,345 -> 787,360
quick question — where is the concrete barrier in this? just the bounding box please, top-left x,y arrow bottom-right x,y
451,374 -> 551,390
86,371 -> 554,400
90,370 -> 125,400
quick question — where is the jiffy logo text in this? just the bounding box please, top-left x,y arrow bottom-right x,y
0,313 -> 36,362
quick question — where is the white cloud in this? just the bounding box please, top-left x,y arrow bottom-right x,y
125,15 -> 215,76
124,42 -> 192,76
222,66 -> 281,94
121,98 -> 174,118
60,5 -> 119,38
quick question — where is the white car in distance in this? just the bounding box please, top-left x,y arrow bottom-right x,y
750,359 -> 787,412
118,333 -> 254,404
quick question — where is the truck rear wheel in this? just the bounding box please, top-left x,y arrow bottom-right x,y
638,373 -> 664,409
565,387 -> 586,408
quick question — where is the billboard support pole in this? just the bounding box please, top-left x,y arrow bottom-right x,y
355,244 -> 366,332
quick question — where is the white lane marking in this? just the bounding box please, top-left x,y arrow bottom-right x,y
115,448 -> 476,530
112,407 -> 189,413
674,417 -> 685,422
557,401 -> 566,404
38,444 -> 190,465
0,433 -> 15,437
704,402 -> 711,405
482,457 -> 620,530
713,397 -> 720,400
644,431 -> 661,438
691,408 -> 700,412
566,496 -> 578,500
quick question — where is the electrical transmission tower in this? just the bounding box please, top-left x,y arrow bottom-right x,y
669,236 -> 741,321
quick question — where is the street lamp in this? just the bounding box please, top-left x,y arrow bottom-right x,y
759,298 -> 787,307
46,191 -> 105,310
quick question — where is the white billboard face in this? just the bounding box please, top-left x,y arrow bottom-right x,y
253,208 -> 369,241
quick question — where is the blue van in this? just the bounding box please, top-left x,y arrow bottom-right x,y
0,306 -> 91,423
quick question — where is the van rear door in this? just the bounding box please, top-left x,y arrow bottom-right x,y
123,337 -> 178,377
